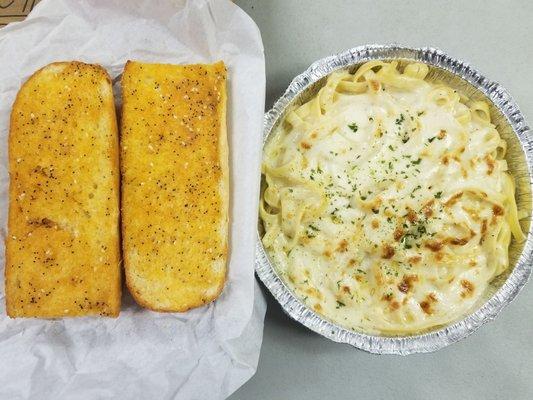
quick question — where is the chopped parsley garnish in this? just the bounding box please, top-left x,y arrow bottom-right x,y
395,114 -> 405,125
348,122 -> 358,133
428,136 -> 436,143
336,301 -> 346,308
398,211 -> 433,249
435,191 -> 443,199
308,224 -> 319,232
410,185 -> 422,198
332,216 -> 342,224
411,158 -> 422,165
388,144 -> 395,151
330,209 -> 342,224
306,228 -> 317,238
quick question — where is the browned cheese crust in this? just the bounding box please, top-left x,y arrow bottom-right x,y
121,61 -> 228,312
5,62 -> 121,317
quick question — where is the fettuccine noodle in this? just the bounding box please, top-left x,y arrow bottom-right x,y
260,61 -> 524,334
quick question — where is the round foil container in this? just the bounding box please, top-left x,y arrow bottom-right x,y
255,44 -> 533,354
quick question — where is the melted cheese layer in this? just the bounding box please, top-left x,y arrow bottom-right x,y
260,61 -> 524,334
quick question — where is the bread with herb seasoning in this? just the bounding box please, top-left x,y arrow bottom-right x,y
5,61 -> 121,317
121,61 -> 228,312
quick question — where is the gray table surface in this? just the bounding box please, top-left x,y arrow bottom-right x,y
230,1 -> 533,399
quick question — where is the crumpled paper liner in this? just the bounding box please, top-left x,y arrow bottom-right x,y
0,0 -> 266,398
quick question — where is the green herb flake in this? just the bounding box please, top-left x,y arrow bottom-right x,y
348,122 -> 358,133
410,184 -> 422,198
308,224 -> 320,232
395,114 -> 405,125
306,230 -> 316,239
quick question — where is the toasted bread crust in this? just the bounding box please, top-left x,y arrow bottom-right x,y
121,61 -> 228,312
5,61 -> 121,317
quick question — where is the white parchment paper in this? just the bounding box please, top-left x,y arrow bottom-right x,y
0,1 -> 266,399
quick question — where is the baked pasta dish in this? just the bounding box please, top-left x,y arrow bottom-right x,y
260,60 -> 525,334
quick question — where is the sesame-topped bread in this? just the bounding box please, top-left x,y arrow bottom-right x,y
121,61 -> 228,312
5,61 -> 121,317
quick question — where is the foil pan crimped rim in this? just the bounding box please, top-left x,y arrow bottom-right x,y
255,44 -> 533,355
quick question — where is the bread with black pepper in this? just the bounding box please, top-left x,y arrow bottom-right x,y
121,61 -> 228,312
5,61 -> 121,317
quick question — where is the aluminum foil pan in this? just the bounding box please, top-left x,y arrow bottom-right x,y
255,44 -> 533,355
